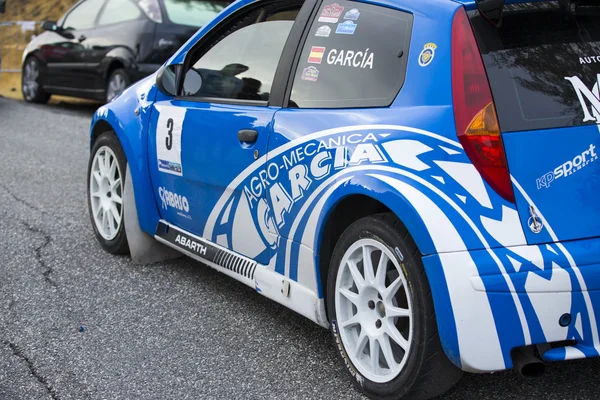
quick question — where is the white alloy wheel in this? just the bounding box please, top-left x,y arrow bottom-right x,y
23,59 -> 40,100
334,238 -> 413,383
89,146 -> 124,241
106,73 -> 127,102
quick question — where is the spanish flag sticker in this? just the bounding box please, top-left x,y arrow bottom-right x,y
308,46 -> 326,64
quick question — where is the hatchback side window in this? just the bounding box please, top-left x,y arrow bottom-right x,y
62,0 -> 106,31
289,1 -> 413,108
98,0 -> 142,26
180,3 -> 301,103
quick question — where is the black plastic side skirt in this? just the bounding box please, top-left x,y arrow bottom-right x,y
155,221 -> 257,280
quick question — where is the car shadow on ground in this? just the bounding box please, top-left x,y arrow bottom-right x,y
167,255 -> 600,400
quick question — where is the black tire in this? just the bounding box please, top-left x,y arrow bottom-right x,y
327,213 -> 462,400
87,132 -> 129,255
105,69 -> 130,103
22,57 -> 51,104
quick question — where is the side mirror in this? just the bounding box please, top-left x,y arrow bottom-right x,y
42,21 -> 59,32
156,64 -> 203,97
156,64 -> 182,97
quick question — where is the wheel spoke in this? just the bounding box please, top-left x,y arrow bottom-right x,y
374,252 -> 389,291
386,324 -> 409,350
388,306 -> 410,318
102,209 -> 108,233
382,276 -> 403,302
104,153 -> 111,176
91,190 -> 102,199
354,331 -> 368,357
93,171 -> 102,185
380,334 -> 397,370
109,158 -> 117,181
347,259 -> 365,290
111,178 -> 121,192
340,288 -> 360,306
111,193 -> 123,205
340,313 -> 361,329
110,203 -> 121,225
363,245 -> 375,283
369,337 -> 380,373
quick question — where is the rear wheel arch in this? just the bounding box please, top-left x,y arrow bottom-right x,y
318,195 -> 396,307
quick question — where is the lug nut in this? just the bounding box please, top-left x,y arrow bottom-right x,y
368,300 -> 375,310
376,320 -> 382,329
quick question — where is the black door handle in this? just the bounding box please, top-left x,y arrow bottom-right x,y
238,129 -> 258,144
78,34 -> 87,42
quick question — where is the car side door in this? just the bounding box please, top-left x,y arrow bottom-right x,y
44,0 -> 105,92
147,0 -> 316,265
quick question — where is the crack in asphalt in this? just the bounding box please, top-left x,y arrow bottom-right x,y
21,222 -> 57,288
0,183 -> 46,215
4,340 -> 61,400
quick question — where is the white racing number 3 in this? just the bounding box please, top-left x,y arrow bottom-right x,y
156,106 -> 187,176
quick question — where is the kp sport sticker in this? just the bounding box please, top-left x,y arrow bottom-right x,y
419,42 -> 437,67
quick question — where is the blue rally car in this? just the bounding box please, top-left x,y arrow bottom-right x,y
87,0 -> 600,397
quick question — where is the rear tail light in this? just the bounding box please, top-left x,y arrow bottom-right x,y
451,7 -> 515,203
138,0 -> 163,23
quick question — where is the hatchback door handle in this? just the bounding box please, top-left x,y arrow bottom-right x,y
238,129 -> 258,144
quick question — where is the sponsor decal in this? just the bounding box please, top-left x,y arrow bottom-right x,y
156,107 -> 186,176
419,42 -> 437,67
158,187 -> 191,219
344,8 -> 360,21
580,56 -> 600,65
158,160 -> 182,175
319,3 -> 344,23
565,74 -> 600,122
326,48 -> 374,69
158,187 -> 190,212
242,132 -> 387,230
175,234 -> 208,256
315,25 -> 332,37
336,21 -> 357,35
536,144 -> 598,189
308,46 -> 326,64
302,66 -> 320,82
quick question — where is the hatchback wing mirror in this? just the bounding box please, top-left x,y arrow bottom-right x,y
156,64 -> 182,97
42,21 -> 59,32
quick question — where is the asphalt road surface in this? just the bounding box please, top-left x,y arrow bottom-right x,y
1,96 -> 600,400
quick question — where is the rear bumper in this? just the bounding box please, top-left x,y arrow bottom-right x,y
424,235 -> 600,373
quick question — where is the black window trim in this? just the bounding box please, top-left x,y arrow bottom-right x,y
173,0 -> 319,107
282,0 -> 414,109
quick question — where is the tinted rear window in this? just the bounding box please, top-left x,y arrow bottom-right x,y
163,0 -> 229,27
471,2 -> 600,132
289,1 -> 412,109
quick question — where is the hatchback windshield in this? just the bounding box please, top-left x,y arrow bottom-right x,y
163,0 -> 229,27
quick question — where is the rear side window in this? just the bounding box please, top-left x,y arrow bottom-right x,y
471,2 -> 600,132
98,0 -> 142,26
289,1 -> 412,108
62,0 -> 105,30
163,0 -> 230,28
